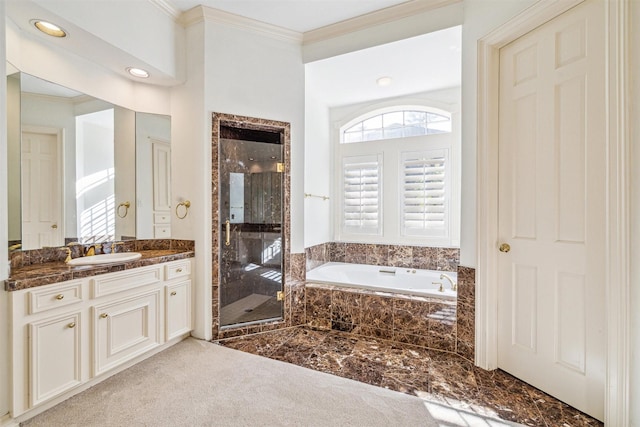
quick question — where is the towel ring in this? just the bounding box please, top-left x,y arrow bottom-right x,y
176,200 -> 191,219
117,201 -> 131,218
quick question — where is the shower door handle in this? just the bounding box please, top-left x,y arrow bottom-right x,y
225,219 -> 231,246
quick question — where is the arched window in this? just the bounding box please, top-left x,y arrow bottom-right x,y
336,104 -> 458,246
342,109 -> 452,144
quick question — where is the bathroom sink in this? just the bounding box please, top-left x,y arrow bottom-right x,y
67,252 -> 142,266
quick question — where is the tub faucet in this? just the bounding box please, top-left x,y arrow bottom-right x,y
440,273 -> 457,291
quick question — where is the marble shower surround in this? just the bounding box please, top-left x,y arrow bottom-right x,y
305,242 -> 459,272
212,113 -> 306,340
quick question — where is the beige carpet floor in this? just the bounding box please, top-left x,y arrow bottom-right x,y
21,338 -> 442,427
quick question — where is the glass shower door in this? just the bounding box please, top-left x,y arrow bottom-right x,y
219,137 -> 283,327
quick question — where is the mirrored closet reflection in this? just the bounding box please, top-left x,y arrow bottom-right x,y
219,126 -> 284,327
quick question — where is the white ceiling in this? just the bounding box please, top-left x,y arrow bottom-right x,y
167,0 -> 411,33
306,25 -> 461,107
166,0 -> 461,107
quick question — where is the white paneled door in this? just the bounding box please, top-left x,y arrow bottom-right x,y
497,0 -> 605,421
21,130 -> 63,249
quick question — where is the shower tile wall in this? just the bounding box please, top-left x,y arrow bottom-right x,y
212,113 -> 306,340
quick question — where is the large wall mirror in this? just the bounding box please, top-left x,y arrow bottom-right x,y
6,69 -> 171,250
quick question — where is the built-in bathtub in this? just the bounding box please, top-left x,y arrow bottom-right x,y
305,262 -> 459,353
305,262 -> 457,300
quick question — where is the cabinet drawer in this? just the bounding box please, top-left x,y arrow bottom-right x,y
153,213 -> 171,224
165,260 -> 191,280
154,225 -> 171,238
91,266 -> 161,298
28,281 -> 83,314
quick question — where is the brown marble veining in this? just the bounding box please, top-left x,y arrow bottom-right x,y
305,242 -> 460,272
455,266 -> 475,361
5,247 -> 195,291
306,283 -> 458,354
217,326 -> 603,427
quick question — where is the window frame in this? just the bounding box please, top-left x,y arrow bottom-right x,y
340,154 -> 383,236
334,103 -> 460,247
340,105 -> 453,144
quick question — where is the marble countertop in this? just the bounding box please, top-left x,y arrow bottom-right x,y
5,249 -> 195,292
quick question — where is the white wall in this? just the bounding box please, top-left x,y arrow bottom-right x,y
1,0 -> 10,419
631,3 -> 639,425
20,0 -> 185,83
303,88 -> 331,247
459,0 -> 537,267
6,21 -> 171,116
203,15 -> 306,253
170,20 -> 210,339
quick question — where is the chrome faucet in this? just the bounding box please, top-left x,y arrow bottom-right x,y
440,273 -> 457,291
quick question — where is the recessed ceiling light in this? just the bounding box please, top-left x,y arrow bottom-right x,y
270,156 -> 276,159
376,76 -> 392,87
126,67 -> 150,78
249,158 -> 255,161
31,20 -> 67,38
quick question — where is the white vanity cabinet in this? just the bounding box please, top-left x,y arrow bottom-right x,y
9,258 -> 194,418
165,260 -> 192,341
28,310 -> 83,407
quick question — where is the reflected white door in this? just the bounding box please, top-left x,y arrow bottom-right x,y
21,129 -> 63,249
497,0 -> 605,420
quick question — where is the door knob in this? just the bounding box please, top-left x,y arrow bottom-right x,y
499,243 -> 511,253
51,224 -> 58,229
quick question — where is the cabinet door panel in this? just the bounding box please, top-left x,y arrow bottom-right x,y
29,312 -> 82,406
166,280 -> 192,341
93,290 -> 161,376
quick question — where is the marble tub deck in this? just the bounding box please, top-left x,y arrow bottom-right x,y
217,326 -> 602,427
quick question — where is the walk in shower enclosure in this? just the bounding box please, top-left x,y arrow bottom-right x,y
218,123 -> 284,327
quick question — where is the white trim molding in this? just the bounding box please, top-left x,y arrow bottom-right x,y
303,0 -> 460,45
604,1 -> 631,425
475,0 -> 631,424
180,5 -> 303,43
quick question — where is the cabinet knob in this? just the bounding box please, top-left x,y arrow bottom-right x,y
67,322 -> 76,329
170,291 -> 177,296
55,294 -> 65,300
100,313 -> 108,319
176,268 -> 183,273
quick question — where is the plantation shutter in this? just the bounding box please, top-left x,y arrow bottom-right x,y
342,155 -> 381,234
401,150 -> 449,237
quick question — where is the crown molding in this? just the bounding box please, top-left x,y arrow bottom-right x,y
148,0 -> 182,20
303,0 -> 461,45
181,5 -> 303,43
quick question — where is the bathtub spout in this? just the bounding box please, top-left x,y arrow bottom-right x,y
440,273 -> 457,291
